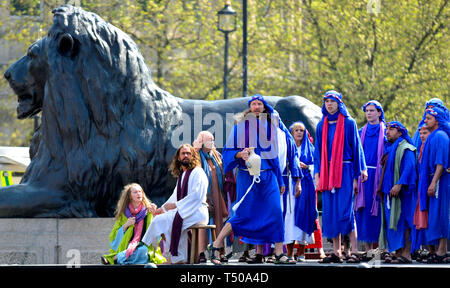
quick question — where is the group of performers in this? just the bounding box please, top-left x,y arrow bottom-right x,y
102,92 -> 449,265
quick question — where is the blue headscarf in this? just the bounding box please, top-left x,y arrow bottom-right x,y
425,107 -> 450,137
418,106 -> 450,211
248,94 -> 275,114
321,90 -> 350,120
382,121 -> 414,195
362,100 -> 385,124
413,98 -> 449,148
421,98 -> 449,128
425,98 -> 448,112
386,121 -> 413,145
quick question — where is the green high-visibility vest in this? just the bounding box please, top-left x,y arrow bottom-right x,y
0,171 -> 13,187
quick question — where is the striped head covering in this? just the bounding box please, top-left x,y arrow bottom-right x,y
363,100 -> 385,123
386,121 -> 413,145
425,106 -> 450,138
321,90 -> 350,119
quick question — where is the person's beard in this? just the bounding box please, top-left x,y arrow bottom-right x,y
181,158 -> 190,167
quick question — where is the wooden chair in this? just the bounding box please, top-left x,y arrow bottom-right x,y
188,223 -> 216,264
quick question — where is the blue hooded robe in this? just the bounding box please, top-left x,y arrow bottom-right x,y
355,100 -> 385,243
381,121 -> 417,252
313,91 -> 366,238
412,98 -> 449,150
418,107 -> 450,244
223,94 -> 296,244
288,123 -> 318,236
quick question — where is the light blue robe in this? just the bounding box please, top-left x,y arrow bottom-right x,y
110,227 -> 149,265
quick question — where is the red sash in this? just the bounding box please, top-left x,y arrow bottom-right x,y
319,113 -> 345,191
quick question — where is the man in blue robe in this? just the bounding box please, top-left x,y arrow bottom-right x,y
314,90 -> 367,263
380,121 -> 417,264
355,100 -> 385,252
210,94 -> 301,264
418,106 -> 449,263
412,98 -> 449,150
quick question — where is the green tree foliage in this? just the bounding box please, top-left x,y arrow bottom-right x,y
0,0 -> 448,146
260,0 -> 448,129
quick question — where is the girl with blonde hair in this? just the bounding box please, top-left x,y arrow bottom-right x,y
102,183 -> 165,265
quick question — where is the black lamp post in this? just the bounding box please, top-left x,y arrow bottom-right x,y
242,0 -> 247,98
217,1 -> 237,99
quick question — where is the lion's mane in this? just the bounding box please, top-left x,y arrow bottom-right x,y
22,5 -> 180,216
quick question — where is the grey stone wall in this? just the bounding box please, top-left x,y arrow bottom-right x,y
0,218 -> 114,265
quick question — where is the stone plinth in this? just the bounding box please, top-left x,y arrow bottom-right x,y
0,218 -> 114,265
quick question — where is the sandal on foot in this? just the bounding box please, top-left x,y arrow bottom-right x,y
207,244 -> 222,265
239,255 -> 250,262
198,252 -> 207,263
361,251 -> 374,262
427,254 -> 447,264
266,255 -> 275,263
246,254 -> 265,264
274,253 -> 295,264
391,256 -> 412,264
442,253 -> 450,264
220,254 -> 228,263
319,253 -> 343,264
346,253 -> 361,263
443,255 -> 450,264
383,254 -> 396,264
297,255 -> 306,263
219,248 -> 228,263
380,251 -> 390,261
416,249 -> 429,262
424,253 -> 437,264
287,256 -> 297,264
101,256 -> 109,265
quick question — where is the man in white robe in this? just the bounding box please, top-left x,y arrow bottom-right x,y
142,144 -> 209,264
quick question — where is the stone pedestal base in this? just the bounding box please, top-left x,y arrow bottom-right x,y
0,218 -> 114,264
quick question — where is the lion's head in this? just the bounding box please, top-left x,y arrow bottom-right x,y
3,5 -> 181,216
4,39 -> 46,119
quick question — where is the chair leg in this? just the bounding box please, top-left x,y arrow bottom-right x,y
190,229 -> 198,264
210,228 -> 217,242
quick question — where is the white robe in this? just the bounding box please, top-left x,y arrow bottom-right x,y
283,174 -> 314,245
142,166 -> 209,263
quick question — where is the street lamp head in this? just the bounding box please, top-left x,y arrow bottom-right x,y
217,1 -> 237,33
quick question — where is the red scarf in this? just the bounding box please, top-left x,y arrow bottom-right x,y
319,113 -> 345,192
126,203 -> 144,259
418,144 -> 424,162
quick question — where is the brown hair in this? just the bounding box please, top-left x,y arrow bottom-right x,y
114,183 -> 152,220
169,144 -> 201,178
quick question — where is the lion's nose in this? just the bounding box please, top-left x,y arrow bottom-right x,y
3,69 -> 11,81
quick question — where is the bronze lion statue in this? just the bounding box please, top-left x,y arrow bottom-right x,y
2,5 -> 321,217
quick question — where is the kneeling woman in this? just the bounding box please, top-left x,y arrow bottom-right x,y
102,183 -> 166,265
